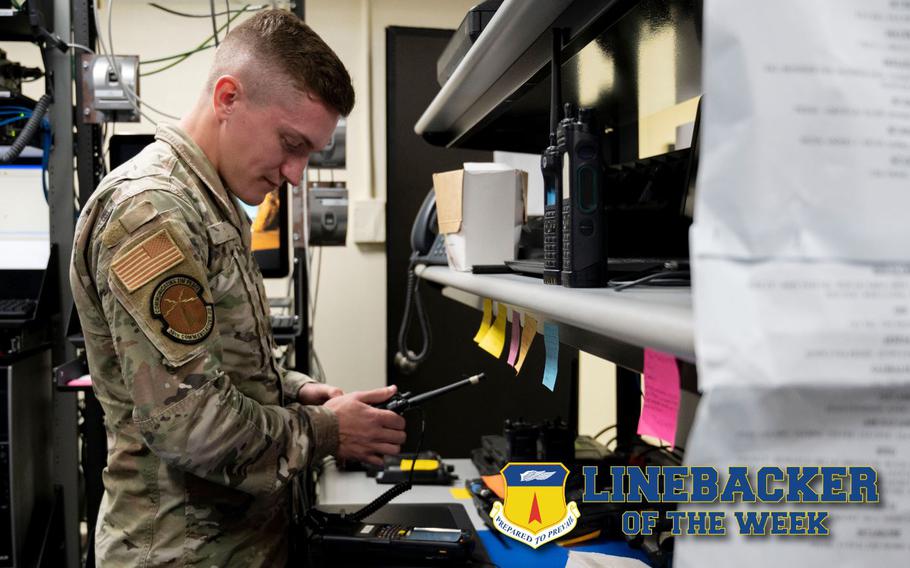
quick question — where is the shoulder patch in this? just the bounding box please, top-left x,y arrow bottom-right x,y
111,229 -> 185,292
120,200 -> 159,233
150,275 -> 214,344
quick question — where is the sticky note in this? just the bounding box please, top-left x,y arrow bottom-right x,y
542,322 -> 559,391
637,348 -> 681,449
449,487 -> 471,500
514,315 -> 538,374
479,303 -> 508,357
399,459 -> 439,471
473,298 -> 493,343
506,309 -> 521,367
67,374 -> 93,387
481,474 -> 506,500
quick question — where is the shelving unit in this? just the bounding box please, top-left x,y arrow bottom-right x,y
412,0 -> 703,454
417,264 -> 699,455
414,0 -> 702,155
417,265 -> 694,369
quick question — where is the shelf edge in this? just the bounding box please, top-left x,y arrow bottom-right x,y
417,265 -> 695,362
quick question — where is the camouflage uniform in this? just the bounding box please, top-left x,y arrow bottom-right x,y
70,124 -> 338,566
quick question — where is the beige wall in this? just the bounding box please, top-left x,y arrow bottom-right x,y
3,0 -> 476,395
3,1 -> 620,434
303,0 -> 478,393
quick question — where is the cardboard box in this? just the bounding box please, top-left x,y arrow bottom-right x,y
432,163 -> 527,272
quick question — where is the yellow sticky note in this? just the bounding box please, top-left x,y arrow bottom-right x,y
399,459 -> 439,471
449,487 -> 472,500
473,298 -> 493,343
514,315 -> 538,374
479,303 -> 508,357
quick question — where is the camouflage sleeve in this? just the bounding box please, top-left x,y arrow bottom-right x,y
279,368 -> 316,402
94,188 -> 338,497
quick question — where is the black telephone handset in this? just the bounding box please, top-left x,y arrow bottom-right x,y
410,188 -> 447,265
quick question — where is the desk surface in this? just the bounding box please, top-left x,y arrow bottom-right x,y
318,458 -> 653,568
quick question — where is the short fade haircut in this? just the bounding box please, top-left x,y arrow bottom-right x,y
207,9 -> 355,117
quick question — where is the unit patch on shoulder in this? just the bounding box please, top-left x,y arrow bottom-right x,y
150,275 -> 214,344
112,229 -> 185,292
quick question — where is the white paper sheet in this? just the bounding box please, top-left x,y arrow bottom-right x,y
694,258 -> 910,389
676,386 -> 910,567
683,3 -> 910,564
693,0 -> 910,263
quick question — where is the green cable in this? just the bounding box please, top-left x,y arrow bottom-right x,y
140,4 -> 248,77
141,44 -> 215,65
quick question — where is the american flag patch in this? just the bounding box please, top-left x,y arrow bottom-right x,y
112,229 -> 185,292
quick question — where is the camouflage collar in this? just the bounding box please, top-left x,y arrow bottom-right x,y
155,124 -> 244,231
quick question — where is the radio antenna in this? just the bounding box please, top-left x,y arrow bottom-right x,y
550,28 -> 562,135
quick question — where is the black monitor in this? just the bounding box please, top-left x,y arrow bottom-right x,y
108,133 -> 290,277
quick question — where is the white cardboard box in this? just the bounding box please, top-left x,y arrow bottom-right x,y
432,163 -> 527,272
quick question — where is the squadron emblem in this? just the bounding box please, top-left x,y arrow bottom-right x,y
490,462 -> 580,548
150,275 -> 214,344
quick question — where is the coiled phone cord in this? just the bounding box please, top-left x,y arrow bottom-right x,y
395,259 -> 432,370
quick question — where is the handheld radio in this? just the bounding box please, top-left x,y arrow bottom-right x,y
542,137 -> 562,285
542,29 -> 563,285
559,103 -> 607,288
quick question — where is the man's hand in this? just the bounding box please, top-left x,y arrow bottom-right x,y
324,385 -> 407,466
297,382 -> 345,405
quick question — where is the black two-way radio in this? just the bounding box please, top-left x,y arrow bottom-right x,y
559,103 -> 607,288
542,28 -> 563,286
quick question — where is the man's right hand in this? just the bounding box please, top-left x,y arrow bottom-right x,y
324,385 -> 407,466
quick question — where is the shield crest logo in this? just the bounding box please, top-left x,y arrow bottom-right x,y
489,462 -> 581,548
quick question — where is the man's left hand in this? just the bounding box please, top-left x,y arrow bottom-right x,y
297,383 -> 345,405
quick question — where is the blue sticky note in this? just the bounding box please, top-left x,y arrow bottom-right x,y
542,322 -> 559,391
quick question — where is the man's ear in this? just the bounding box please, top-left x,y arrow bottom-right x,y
212,75 -> 242,122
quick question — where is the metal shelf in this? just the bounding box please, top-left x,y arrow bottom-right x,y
416,265 -> 695,375
414,0 -> 634,151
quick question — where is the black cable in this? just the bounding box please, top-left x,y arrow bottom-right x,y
633,444 -> 683,464
609,270 -> 691,292
140,44 -> 216,65
396,260 -> 432,366
209,0 -> 220,47
311,247 -> 322,321
346,407 -> 426,523
593,424 -> 617,440
405,407 -> 426,488
225,0 -> 231,33
38,38 -> 53,97
1,93 -> 51,164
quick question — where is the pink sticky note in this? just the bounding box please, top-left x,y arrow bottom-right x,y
637,348 -> 681,449
67,374 -> 93,387
506,310 -> 521,367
